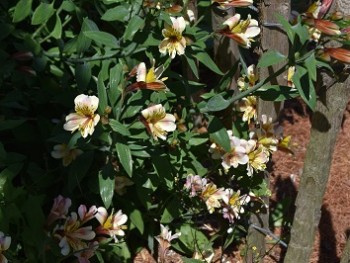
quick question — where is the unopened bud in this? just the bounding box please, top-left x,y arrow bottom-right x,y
101,115 -> 109,125
104,106 -> 112,114
17,66 -> 36,76
330,11 -> 343,20
12,51 -> 33,61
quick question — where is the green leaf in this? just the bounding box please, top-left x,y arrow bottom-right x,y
182,258 -> 203,263
160,197 -> 181,224
292,20 -> 310,45
304,53 -> 317,81
31,2 -> 55,25
76,18 -> 98,53
98,164 -> 115,209
179,224 -> 212,252
84,31 -> 119,48
152,154 -> 173,189
101,6 -> 129,21
115,142 -> 133,177
129,209 -> 144,234
253,85 -> 299,101
51,14 -> 62,39
276,14 -> 295,43
124,16 -> 144,41
109,120 -> 131,136
0,119 -> 26,131
201,94 -> 230,112
97,73 -> 108,114
184,55 -> 199,79
75,62 -> 91,90
292,66 -> 316,110
108,63 -> 123,106
13,0 -> 32,23
188,137 -> 208,146
208,116 -> 231,152
193,51 -> 223,75
68,152 -> 94,192
316,59 -> 334,73
0,164 -> 24,195
257,50 -> 287,68
215,60 -> 239,91
61,0 -> 76,12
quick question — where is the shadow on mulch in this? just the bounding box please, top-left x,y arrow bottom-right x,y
267,98 -> 350,263
318,205 -> 338,263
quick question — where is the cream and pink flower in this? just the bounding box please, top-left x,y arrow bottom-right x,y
221,14 -> 260,49
245,141 -> 269,176
222,189 -> 250,223
74,241 -> 98,263
201,183 -> 226,213
287,66 -> 295,88
55,212 -> 96,256
239,96 -> 257,124
51,144 -> 83,167
237,64 -> 258,91
304,18 -> 341,36
141,104 -> 176,140
221,136 -> 249,170
47,195 -> 72,226
320,47 -> 350,64
184,174 -> 207,197
305,0 -> 333,19
78,205 -> 98,224
63,94 -> 100,138
159,16 -> 187,59
126,60 -> 168,92
250,115 -> 281,153
0,232 -> 11,263
95,208 -> 128,242
155,224 -> 181,262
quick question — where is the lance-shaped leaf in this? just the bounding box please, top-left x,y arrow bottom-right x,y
98,164 -> 115,209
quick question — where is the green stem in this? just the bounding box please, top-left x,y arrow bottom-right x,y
115,89 -> 126,121
229,63 -> 289,103
44,51 -> 120,63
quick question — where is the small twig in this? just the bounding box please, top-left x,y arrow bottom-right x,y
250,223 -> 288,248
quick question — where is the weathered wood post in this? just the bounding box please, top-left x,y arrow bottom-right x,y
245,1 -> 291,262
284,0 -> 350,262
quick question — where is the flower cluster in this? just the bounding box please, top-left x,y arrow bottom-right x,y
301,0 -> 340,42
209,114 -> 291,176
47,196 -> 127,263
184,175 -> 250,223
298,0 -> 350,64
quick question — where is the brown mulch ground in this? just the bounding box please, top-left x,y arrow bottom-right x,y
266,98 -> 350,263
135,98 -> 350,263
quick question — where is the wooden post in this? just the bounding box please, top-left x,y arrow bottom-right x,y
340,237 -> 350,263
246,1 -> 290,262
284,1 -> 350,261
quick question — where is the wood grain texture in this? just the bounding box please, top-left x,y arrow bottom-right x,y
284,1 -> 350,262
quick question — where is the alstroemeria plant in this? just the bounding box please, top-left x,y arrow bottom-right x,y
63,94 -> 100,138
